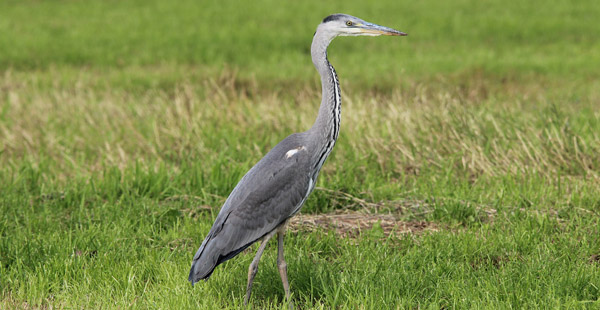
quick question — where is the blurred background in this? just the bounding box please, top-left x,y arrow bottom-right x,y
2,0 -> 600,84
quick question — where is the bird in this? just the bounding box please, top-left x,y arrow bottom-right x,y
188,13 -> 407,304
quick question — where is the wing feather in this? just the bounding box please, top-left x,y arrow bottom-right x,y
189,135 -> 312,283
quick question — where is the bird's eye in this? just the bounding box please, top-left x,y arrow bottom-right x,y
346,21 -> 353,26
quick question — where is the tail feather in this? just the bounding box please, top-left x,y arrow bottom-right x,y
188,237 -> 218,285
188,211 -> 277,285
188,237 -> 259,285
188,260 -> 216,285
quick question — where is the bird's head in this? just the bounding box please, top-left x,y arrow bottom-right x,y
318,14 -> 407,37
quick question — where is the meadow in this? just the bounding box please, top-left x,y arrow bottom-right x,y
1,0 -> 600,308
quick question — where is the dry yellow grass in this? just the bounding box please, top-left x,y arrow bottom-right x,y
1,68 -> 599,183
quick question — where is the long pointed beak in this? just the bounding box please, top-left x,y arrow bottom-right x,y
359,22 -> 407,36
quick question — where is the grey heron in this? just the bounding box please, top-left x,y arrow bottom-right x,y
188,13 -> 406,304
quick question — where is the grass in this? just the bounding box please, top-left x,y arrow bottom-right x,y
1,0 -> 600,308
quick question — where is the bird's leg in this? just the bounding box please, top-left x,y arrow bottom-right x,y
245,232 -> 274,305
276,224 -> 291,302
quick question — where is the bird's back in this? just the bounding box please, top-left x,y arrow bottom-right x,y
189,132 -> 315,283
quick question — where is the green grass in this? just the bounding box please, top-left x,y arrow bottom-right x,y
2,0 -> 600,308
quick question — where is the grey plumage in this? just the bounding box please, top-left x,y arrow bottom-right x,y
188,133 -> 312,280
188,13 -> 406,303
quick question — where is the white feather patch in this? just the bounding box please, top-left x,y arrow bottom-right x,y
285,146 -> 306,159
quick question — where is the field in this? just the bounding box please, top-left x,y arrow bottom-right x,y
1,0 -> 600,308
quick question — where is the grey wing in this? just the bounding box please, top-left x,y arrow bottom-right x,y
189,143 -> 312,283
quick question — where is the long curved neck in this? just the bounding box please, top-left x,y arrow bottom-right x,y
309,30 -> 341,148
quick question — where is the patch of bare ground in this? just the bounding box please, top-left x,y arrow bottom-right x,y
286,188 -> 440,238
180,187 -> 598,239
289,211 -> 438,238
